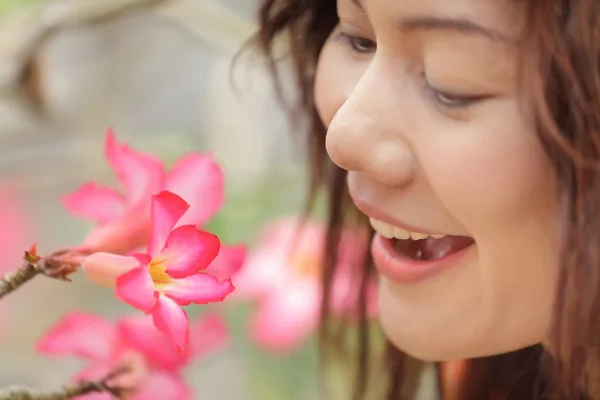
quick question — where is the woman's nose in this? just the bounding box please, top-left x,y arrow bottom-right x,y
325,72 -> 416,188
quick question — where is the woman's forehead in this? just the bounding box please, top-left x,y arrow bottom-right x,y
337,0 -> 526,40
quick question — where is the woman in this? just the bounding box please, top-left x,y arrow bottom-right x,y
254,0 -> 599,399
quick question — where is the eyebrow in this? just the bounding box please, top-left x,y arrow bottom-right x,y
350,0 -> 510,42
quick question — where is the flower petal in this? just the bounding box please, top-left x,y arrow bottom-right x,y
105,129 -> 165,205
81,253 -> 139,287
161,226 -> 220,278
148,191 -> 189,257
203,244 -> 246,280
229,246 -> 289,301
188,313 -> 228,361
163,154 -> 224,227
251,282 -> 319,354
36,312 -> 116,360
116,267 -> 157,313
82,202 -> 151,254
164,273 -> 234,305
132,253 -> 152,265
63,182 -> 126,224
131,371 -> 191,400
228,218 -> 313,303
152,295 -> 189,351
73,363 -> 112,382
118,315 -> 186,370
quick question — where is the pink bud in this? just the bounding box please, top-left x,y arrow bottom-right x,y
82,252 -> 139,287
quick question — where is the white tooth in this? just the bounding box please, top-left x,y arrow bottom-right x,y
371,219 -> 383,233
392,227 -> 411,240
373,220 -> 385,235
410,232 -> 430,240
368,217 -> 443,241
368,217 -> 378,230
369,218 -> 392,238
379,222 -> 394,238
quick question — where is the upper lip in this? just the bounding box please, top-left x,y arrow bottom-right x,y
348,190 -> 441,235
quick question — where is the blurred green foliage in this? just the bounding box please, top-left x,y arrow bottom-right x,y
0,0 -> 45,20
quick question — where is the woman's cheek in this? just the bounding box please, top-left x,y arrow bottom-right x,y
315,41 -> 370,126
419,104 -> 553,225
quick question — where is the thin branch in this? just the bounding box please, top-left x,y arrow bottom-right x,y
0,377 -> 125,400
0,261 -> 45,299
0,245 -> 81,300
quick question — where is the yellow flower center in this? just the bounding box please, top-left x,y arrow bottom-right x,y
148,258 -> 171,289
291,251 -> 322,278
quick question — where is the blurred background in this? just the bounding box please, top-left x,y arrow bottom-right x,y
0,1 -> 437,398
0,0 -> 313,398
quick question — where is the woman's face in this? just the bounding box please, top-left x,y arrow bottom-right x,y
315,0 -> 560,361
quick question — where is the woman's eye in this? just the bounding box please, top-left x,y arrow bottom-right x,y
428,85 -> 489,109
336,32 -> 376,54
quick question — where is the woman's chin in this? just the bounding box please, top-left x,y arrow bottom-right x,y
377,294 -> 462,361
380,324 -> 469,362
376,279 -> 543,362
379,313 -> 545,363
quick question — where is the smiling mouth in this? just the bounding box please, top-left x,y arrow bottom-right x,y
369,217 -> 474,261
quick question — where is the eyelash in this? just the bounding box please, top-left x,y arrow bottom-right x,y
335,31 -> 376,53
335,32 -> 488,109
425,84 -> 489,109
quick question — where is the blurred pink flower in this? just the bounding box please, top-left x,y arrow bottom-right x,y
37,311 -> 227,400
233,217 -> 378,354
82,191 -> 234,351
63,128 -> 227,256
0,185 -> 32,273
0,185 -> 33,335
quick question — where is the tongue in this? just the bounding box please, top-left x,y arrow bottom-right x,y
393,236 -> 474,261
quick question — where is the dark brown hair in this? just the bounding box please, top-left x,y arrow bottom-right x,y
252,0 -> 600,398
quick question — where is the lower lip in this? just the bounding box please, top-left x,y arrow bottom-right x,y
371,234 -> 474,284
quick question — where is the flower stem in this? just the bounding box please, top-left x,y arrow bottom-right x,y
0,262 -> 45,300
0,378 -> 123,400
0,246 -> 81,301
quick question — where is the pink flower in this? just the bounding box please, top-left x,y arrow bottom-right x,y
63,129 -> 225,255
233,217 -> 378,354
0,184 -> 33,335
83,191 -> 234,351
0,184 -> 32,274
36,311 -> 227,400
